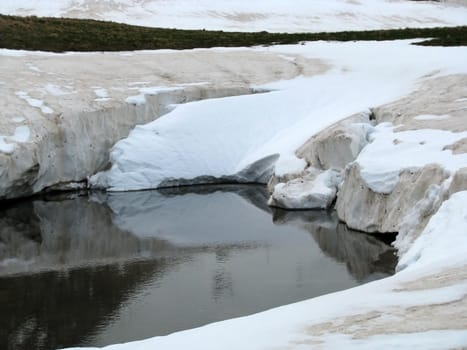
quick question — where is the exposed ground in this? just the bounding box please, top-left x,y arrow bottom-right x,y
1,14 -> 467,52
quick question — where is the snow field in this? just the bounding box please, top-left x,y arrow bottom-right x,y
2,0 -> 467,33
90,40 -> 467,192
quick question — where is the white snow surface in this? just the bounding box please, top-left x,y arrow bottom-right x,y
2,0 -> 467,33
94,88 -> 110,101
414,114 -> 451,121
0,136 -> 15,154
399,191 -> 467,271
15,91 -> 54,114
10,125 -> 31,143
125,86 -> 183,105
357,123 -> 467,194
89,40 -> 467,191
66,192 -> 467,349
0,126 -> 31,154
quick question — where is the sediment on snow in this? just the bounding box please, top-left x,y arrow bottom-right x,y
268,112 -> 374,209
269,74 -> 467,264
0,49 -> 326,200
0,85 -> 258,200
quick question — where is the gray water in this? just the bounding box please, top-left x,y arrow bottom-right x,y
0,185 -> 396,350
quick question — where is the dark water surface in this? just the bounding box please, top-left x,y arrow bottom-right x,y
0,185 -> 396,350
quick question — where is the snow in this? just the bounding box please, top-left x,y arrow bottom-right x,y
314,331 -> 467,350
125,86 -> 183,106
2,0 -> 467,33
10,126 -> 31,143
80,40 -> 467,349
15,91 -> 54,114
414,114 -> 451,121
94,87 -> 111,101
90,40 -> 467,191
63,192 -> 467,350
45,83 -> 72,96
357,124 -> 467,194
269,168 -> 342,209
12,117 -> 25,123
26,62 -> 42,72
125,95 -> 146,106
0,136 -> 15,154
398,191 -> 467,271
0,126 -> 30,154
0,1 -> 465,347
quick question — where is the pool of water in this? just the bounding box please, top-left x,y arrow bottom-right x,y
0,185 -> 396,350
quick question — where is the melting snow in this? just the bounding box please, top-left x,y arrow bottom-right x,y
357,124 -> 467,194
125,86 -> 183,106
45,83 -> 72,96
0,136 -> 15,154
414,114 -> 451,121
94,87 -> 111,101
15,91 -> 54,114
0,126 -> 31,154
12,117 -> 26,123
90,40 -> 467,192
9,126 -> 31,143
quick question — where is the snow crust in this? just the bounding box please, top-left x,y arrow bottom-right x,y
10,126 -> 30,143
414,114 -> 451,121
125,86 -> 183,106
15,91 -> 54,114
94,88 -> 110,101
0,136 -> 15,154
2,0 -> 467,33
45,83 -> 71,96
12,117 -> 25,123
90,41 -> 467,191
0,126 -> 31,154
357,124 -> 467,193
269,168 -> 341,209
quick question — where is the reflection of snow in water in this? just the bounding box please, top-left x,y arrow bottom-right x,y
0,186 -> 395,349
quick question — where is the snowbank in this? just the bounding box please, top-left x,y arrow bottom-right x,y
356,124 -> 467,194
0,48 -> 321,199
90,41 -> 467,192
2,0 -> 467,33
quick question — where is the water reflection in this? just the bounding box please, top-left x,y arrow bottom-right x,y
0,186 -> 396,350
272,210 -> 397,282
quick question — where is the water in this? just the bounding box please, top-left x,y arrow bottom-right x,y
0,185 -> 396,350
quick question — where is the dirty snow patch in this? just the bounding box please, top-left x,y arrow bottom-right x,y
12,117 -> 26,123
